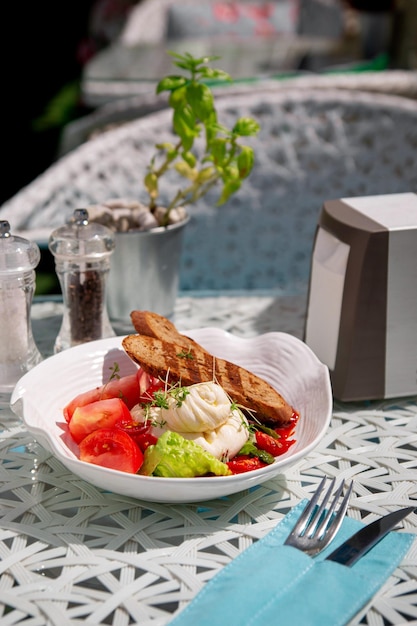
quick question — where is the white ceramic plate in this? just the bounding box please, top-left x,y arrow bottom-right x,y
11,329 -> 332,503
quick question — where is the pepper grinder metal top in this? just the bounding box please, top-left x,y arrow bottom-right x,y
0,221 -> 43,400
48,208 -> 116,353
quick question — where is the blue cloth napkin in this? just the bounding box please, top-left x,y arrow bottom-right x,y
169,500 -> 414,626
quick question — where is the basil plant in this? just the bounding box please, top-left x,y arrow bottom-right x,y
144,51 -> 260,226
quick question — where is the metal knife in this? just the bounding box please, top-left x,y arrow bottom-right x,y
326,506 -> 415,566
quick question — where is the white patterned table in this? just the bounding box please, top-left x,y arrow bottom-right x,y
1,293 -> 416,626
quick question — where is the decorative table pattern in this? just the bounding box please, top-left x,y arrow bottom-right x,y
0,294 -> 416,625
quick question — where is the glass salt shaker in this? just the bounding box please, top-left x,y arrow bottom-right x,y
49,208 -> 116,353
0,221 -> 43,400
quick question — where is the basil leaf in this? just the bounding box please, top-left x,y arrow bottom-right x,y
233,117 -> 261,136
156,75 -> 187,94
186,83 -> 214,121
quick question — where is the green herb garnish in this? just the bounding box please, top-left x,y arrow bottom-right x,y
177,349 -> 194,360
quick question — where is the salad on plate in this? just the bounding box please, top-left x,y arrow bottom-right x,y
63,311 -> 299,478
65,365 -> 298,478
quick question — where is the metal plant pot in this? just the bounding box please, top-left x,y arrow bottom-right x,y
107,216 -> 189,330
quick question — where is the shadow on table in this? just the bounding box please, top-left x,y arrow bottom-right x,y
252,294 -> 308,340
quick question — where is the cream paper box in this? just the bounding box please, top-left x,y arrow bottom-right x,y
305,192 -> 417,401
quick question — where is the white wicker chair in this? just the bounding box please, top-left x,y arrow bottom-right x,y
59,71 -> 417,156
1,89 -> 416,292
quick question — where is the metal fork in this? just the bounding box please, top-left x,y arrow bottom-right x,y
284,477 -> 353,556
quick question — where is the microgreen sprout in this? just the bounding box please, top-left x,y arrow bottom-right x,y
109,362 -> 121,381
150,417 -> 168,430
100,361 -> 122,400
170,386 -> 190,407
151,389 -> 170,410
142,378 -> 190,415
176,349 -> 194,360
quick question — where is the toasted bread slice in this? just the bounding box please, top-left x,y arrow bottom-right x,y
130,310 -> 197,348
123,330 -> 294,426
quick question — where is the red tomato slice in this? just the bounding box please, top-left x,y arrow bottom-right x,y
79,427 -> 143,473
63,373 -> 140,422
137,369 -> 154,397
274,410 -> 299,439
226,455 -> 267,474
116,419 -> 158,452
137,369 -> 165,404
69,397 -> 132,444
255,431 -> 295,456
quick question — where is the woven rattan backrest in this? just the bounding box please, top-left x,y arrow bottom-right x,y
1,89 -> 416,291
